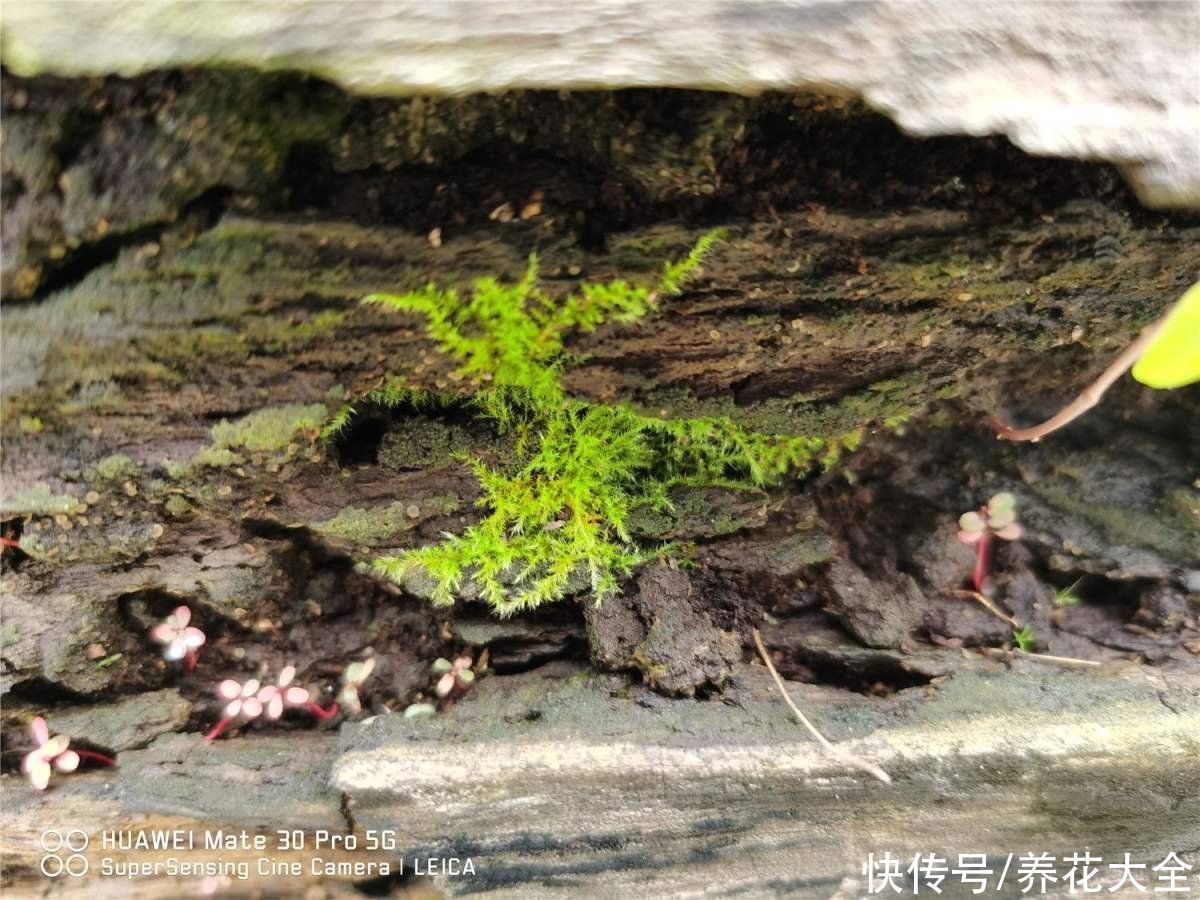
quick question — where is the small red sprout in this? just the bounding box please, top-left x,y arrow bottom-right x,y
433,654 -> 475,699
150,605 -> 206,670
22,717 -> 115,790
957,492 -> 1023,592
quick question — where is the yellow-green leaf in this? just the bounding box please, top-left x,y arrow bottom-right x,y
1131,282 -> 1200,389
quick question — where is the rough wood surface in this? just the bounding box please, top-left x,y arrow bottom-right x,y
2,1 -> 1198,208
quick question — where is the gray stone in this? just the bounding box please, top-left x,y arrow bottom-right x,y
330,662 -> 1200,898
3,1 -> 1197,208
48,689 -> 192,752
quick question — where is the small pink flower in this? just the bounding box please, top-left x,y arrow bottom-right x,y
257,666 -> 310,720
216,678 -> 263,720
150,606 -> 206,662
22,717 -> 79,791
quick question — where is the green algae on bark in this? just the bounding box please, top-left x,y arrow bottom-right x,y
0,482 -> 81,516
314,496 -> 462,546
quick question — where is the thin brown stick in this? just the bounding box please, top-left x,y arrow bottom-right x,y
949,589 -> 1021,628
751,628 -> 891,785
1013,649 -> 1102,668
992,309 -> 1171,442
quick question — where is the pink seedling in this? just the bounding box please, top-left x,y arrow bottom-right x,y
259,665 -> 338,722
433,654 -> 476,699
22,717 -> 115,790
150,605 -> 206,670
957,492 -> 1023,592
205,669 -> 338,741
205,677 -> 264,741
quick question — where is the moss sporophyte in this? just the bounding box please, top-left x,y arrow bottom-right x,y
334,231 -> 859,615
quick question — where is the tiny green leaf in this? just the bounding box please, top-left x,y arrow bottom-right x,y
958,511 -> 985,533
1012,624 -> 1036,652
403,703 -> 437,719
987,492 -> 1016,514
987,508 -> 1016,530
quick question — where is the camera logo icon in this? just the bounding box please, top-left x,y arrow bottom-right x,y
40,830 -> 89,878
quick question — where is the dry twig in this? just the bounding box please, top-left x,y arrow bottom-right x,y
751,628 -> 891,785
1012,649 -> 1102,668
950,589 -> 1021,628
992,310 -> 1170,442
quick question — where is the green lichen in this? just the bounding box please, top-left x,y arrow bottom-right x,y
314,496 -> 461,546
211,402 -> 327,452
356,231 -> 853,615
164,495 -> 193,517
192,445 -> 243,469
0,483 -> 81,516
379,417 -> 476,470
626,487 -> 763,539
1033,484 -> 1199,561
92,453 -> 140,482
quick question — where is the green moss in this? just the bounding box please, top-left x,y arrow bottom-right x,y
0,483 -> 81,516
211,402 -> 328,452
320,380 -> 451,443
18,416 -> 43,434
638,370 -> 925,445
355,231 -> 854,615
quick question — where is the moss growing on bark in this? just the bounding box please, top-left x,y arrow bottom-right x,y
352,232 -> 856,614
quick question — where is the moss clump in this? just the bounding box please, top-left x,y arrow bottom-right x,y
357,231 -> 851,614
211,403 -> 327,452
